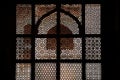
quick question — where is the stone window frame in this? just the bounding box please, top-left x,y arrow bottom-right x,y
16,0 -> 102,80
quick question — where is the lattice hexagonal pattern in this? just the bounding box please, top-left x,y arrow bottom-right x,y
60,13 -> 79,34
85,4 -> 100,34
37,12 -> 57,34
60,63 -> 82,80
35,63 -> 56,80
35,4 -> 55,22
16,63 -> 31,80
35,38 -> 56,59
86,63 -> 101,80
16,4 -> 31,34
61,4 -> 82,21
16,37 -> 31,59
85,37 -> 101,60
61,38 -> 82,59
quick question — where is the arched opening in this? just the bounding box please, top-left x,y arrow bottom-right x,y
35,9 -> 82,35
46,24 -> 74,50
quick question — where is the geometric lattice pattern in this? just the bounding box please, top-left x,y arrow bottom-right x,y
61,4 -> 82,18
86,63 -> 101,80
16,4 -> 31,34
16,63 -> 31,80
16,37 -> 31,59
61,38 -> 82,59
37,12 -> 57,34
35,63 -> 56,80
35,38 -> 56,59
85,37 -> 101,60
35,4 -> 55,22
61,4 -> 82,28
16,3 -> 102,80
85,4 -> 100,34
60,63 -> 82,80
61,13 -> 79,34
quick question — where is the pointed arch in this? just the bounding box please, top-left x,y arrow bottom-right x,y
35,8 -> 82,34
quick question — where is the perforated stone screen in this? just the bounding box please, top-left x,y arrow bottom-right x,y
16,37 -> 31,59
60,63 -> 82,80
16,63 -> 31,80
35,63 -> 56,80
16,2 -> 102,80
16,4 -> 31,34
86,63 -> 101,80
85,4 -> 101,34
85,37 -> 101,60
